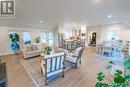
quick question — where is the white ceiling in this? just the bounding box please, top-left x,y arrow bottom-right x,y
0,0 -> 130,28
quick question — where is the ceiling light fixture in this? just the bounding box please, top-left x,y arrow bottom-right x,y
107,14 -> 112,18
112,21 -> 116,24
94,0 -> 100,2
40,20 -> 43,23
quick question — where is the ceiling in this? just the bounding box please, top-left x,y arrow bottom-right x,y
0,0 -> 130,28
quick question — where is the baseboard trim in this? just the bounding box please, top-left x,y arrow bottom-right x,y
0,51 -> 14,56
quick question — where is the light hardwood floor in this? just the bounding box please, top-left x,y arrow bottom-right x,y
0,47 -> 113,87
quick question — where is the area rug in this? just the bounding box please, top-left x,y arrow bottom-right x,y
19,57 -> 45,87
19,57 -> 74,87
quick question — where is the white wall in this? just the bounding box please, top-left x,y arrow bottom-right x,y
87,23 -> 130,44
87,25 -> 101,44
53,25 -> 59,47
0,26 -> 57,56
119,30 -> 130,41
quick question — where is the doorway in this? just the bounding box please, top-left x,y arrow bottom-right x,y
89,32 -> 96,46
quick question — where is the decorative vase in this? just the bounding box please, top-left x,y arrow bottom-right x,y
15,50 -> 21,55
47,52 -> 50,55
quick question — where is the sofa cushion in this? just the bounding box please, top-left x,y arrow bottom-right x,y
32,45 -> 38,51
26,50 -> 42,54
32,43 -> 45,50
26,45 -> 33,51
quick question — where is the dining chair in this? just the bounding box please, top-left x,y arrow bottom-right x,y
41,52 -> 65,85
65,47 -> 84,69
102,45 -> 112,57
96,44 -> 103,55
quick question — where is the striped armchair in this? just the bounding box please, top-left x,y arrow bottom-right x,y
65,47 -> 84,69
41,52 -> 65,85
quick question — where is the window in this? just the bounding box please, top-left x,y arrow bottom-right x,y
48,32 -> 53,45
41,32 -> 47,43
40,32 -> 54,46
64,32 -> 70,39
112,31 -> 120,40
9,31 -> 20,50
23,32 -> 31,44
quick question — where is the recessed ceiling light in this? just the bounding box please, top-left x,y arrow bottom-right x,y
40,20 -> 43,23
107,14 -> 112,18
112,21 -> 116,24
94,0 -> 100,2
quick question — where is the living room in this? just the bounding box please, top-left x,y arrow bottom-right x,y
0,0 -> 130,87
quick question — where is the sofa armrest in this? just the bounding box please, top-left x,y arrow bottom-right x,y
21,47 -> 28,58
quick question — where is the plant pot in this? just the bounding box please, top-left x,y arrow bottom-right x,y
47,52 -> 50,55
15,50 -> 21,55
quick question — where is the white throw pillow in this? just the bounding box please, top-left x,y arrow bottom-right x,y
32,45 -> 38,51
26,44 -> 33,51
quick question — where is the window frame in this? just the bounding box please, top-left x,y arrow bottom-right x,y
22,31 -> 31,44
40,31 -> 54,46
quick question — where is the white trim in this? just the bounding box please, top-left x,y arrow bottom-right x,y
0,51 -> 14,56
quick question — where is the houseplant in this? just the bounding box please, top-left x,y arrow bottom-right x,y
9,33 -> 20,54
35,36 -> 40,43
95,60 -> 130,87
44,46 -> 52,55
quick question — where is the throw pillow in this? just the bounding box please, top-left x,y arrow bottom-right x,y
26,45 -> 33,51
32,45 -> 38,51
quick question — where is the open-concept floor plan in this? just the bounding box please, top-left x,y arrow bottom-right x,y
0,0 -> 130,87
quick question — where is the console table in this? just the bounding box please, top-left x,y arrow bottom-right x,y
0,63 -> 7,87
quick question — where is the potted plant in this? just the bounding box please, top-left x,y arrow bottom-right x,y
9,33 -> 20,54
95,60 -> 130,87
35,36 -> 40,43
44,46 -> 52,55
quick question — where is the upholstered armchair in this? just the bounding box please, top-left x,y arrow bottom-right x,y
65,47 -> 84,69
40,52 -> 65,85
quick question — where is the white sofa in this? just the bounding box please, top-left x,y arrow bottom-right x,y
21,43 -> 45,59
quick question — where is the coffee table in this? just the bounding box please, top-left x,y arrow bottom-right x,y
40,48 -> 68,57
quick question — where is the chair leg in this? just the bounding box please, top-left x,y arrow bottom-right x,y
45,76 -> 48,85
45,82 -> 48,85
41,68 -> 43,73
102,51 -> 104,56
75,64 -> 78,69
62,71 -> 64,78
80,60 -> 81,64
